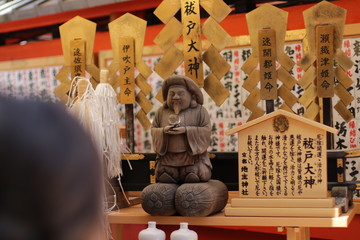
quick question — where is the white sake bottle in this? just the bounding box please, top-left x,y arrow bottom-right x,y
138,221 -> 166,240
170,222 -> 198,240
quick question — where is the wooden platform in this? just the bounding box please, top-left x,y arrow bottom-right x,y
231,198 -> 335,208
225,205 -> 342,218
108,203 -> 356,228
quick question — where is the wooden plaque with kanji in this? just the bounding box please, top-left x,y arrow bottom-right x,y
226,110 -> 338,199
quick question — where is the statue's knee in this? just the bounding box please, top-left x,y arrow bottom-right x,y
156,166 -> 179,183
157,172 -> 177,183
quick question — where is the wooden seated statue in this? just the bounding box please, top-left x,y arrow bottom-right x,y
141,75 -> 228,217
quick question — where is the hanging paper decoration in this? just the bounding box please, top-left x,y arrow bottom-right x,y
94,69 -> 124,179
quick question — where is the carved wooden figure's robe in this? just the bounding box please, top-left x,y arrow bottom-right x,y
151,104 -> 212,183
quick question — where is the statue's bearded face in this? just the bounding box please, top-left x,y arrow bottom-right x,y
167,85 -> 192,114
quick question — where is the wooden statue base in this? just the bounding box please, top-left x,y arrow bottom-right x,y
225,197 -> 341,218
141,180 -> 228,217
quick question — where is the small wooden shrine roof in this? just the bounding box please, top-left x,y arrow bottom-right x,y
225,109 -> 338,136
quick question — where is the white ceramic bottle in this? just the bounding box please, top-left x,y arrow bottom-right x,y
138,221 -> 166,240
170,222 -> 198,240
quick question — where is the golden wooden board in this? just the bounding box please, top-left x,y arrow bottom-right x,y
135,74 -> 152,96
247,106 -> 265,122
107,62 -> 119,85
303,1 -> 346,57
55,66 -> 70,84
278,85 -> 297,107
279,103 -> 293,113
86,64 -> 100,86
53,82 -> 71,102
54,66 -> 71,101
203,45 -> 230,80
153,17 -> 182,52
119,37 -> 135,104
70,39 -> 86,80
278,66 -> 297,90
316,25 -> 334,98
136,91 -> 153,114
241,55 -> 258,75
335,67 -> 353,89
203,73 -> 230,106
334,84 -> 354,106
202,16 -> 232,52
298,65 -> 316,89
298,54 -> 316,72
303,101 -> 320,120
242,69 -> 260,92
154,46 -> 183,79
299,84 -> 317,108
153,0 -> 181,24
59,16 -> 96,66
108,13 -> 147,67
278,52 -> 295,72
246,4 -> 288,58
136,110 -> 152,130
258,28 -> 277,100
199,0 -> 231,23
334,101 -> 354,123
155,89 -> 164,104
181,0 -> 204,87
335,49 -> 355,71
243,87 -> 260,111
136,59 -> 153,79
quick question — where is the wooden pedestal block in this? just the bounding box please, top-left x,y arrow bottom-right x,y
225,204 -> 341,218
231,197 -> 335,208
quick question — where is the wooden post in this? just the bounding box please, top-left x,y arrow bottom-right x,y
266,100 -> 275,114
286,227 -> 310,240
125,104 -> 135,152
322,97 -> 334,149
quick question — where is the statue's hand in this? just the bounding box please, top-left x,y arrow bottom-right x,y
164,126 -> 186,135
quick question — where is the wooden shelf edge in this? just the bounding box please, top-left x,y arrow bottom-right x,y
108,204 -> 357,228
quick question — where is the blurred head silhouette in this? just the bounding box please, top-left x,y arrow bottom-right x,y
0,97 -> 103,240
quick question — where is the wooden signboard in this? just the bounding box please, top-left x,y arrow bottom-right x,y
316,25 -> 334,98
181,0 -> 203,87
226,110 -> 338,199
70,39 -> 86,80
119,37 -> 135,104
258,29 -> 277,100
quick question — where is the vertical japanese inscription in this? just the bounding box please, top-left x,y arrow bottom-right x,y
258,29 -> 277,100
181,0 -> 204,87
316,25 -> 334,97
70,39 -> 86,80
119,37 -> 135,104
